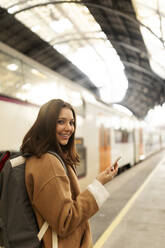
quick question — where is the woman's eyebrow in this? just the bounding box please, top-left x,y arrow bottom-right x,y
58,117 -> 74,120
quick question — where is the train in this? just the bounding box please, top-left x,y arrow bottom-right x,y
0,42 -> 165,190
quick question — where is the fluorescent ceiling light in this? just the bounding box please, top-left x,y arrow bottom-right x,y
21,83 -> 31,91
6,63 -> 19,71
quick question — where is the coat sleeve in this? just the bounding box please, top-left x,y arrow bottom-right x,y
32,155 -> 99,238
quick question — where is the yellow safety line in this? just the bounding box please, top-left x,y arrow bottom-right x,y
94,158 -> 165,248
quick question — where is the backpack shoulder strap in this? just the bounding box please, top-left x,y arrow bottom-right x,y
48,151 -> 77,176
10,156 -> 25,168
48,151 -> 68,175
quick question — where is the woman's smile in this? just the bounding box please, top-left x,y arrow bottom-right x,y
56,107 -> 75,145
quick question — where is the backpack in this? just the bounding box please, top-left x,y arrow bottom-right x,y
0,151 -> 67,248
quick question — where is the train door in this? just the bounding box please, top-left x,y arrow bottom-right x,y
139,127 -> 144,159
133,127 -> 140,164
99,124 -> 111,172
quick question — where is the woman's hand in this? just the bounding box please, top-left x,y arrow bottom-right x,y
96,157 -> 121,185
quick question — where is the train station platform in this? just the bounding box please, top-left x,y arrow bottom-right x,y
91,151 -> 165,248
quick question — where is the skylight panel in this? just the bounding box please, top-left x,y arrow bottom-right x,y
0,0 -> 128,104
132,0 -> 165,79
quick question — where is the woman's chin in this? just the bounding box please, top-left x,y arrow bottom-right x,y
60,140 -> 69,146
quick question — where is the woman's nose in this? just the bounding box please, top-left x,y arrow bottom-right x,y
64,122 -> 71,130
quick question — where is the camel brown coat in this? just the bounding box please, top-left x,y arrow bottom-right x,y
25,153 -> 98,248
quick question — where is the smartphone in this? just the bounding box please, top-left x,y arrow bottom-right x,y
111,156 -> 121,171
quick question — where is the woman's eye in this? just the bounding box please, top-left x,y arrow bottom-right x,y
57,120 -> 64,124
70,121 -> 74,126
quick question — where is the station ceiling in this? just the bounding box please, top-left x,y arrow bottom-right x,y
0,0 -> 165,119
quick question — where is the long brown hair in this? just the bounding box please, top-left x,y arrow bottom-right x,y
21,99 -> 79,165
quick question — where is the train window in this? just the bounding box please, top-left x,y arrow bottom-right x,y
115,129 -> 132,143
0,51 -> 23,97
115,129 -> 122,143
75,138 -> 86,178
0,49 -> 86,109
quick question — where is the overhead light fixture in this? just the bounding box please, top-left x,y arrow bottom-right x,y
6,63 -> 19,71
21,83 -> 31,91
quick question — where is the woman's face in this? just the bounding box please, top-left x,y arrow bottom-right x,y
56,107 -> 75,146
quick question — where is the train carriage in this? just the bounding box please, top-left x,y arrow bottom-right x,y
0,42 -> 164,190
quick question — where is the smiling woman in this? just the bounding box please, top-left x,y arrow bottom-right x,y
20,98 -> 119,248
21,99 -> 79,165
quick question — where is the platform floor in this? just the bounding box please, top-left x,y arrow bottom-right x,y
91,150 -> 165,248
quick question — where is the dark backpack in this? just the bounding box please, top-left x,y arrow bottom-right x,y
0,151 -> 67,248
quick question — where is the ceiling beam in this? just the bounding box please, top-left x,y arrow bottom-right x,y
11,1 -> 162,45
123,60 -> 164,82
